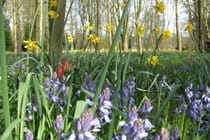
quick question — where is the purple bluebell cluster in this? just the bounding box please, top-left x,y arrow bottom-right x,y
83,77 -> 98,94
69,109 -> 101,140
140,98 -> 153,115
115,105 -> 154,140
26,95 -> 38,121
45,72 -> 69,111
153,127 -> 180,140
98,85 -> 114,124
54,114 -> 64,134
121,78 -> 136,108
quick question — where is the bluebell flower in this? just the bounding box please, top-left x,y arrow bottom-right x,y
144,118 -> 154,131
160,128 -> 169,140
121,78 -> 136,109
153,134 -> 161,140
202,87 -> 210,111
128,105 -> 138,122
54,114 -> 64,134
69,109 -> 101,140
24,128 -> 33,140
170,127 -> 180,140
141,98 -> 153,115
83,77 -> 98,94
187,99 -> 205,123
45,72 -> 69,110
98,85 -> 114,124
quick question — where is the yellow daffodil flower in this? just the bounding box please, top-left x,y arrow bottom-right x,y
86,23 -> 93,31
155,1 -> 165,14
88,34 -> 100,44
186,23 -> 193,32
136,26 -> 145,36
148,55 -> 158,66
48,10 -> 59,19
23,40 -> 39,52
67,35 -> 74,43
49,0 -> 58,8
120,2 -> 126,10
106,24 -> 114,32
162,29 -> 171,40
155,28 -> 161,34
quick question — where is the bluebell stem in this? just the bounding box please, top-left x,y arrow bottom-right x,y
170,127 -> 180,140
140,98 -> 153,115
69,109 -> 101,140
54,114 -> 64,134
24,128 -> 33,140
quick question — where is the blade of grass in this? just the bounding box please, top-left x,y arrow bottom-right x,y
0,119 -> 23,140
0,1 -> 12,139
93,0 -> 131,108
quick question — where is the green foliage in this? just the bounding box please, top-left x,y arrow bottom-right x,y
4,16 -> 13,51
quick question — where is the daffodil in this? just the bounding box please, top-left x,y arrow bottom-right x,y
148,55 -> 158,66
186,23 -> 193,32
106,24 -> 114,32
155,28 -> 160,34
162,29 -> 171,40
48,10 -> 59,19
49,0 -> 58,8
136,26 -> 145,36
88,34 -> 100,44
67,35 -> 74,43
155,1 -> 165,14
120,2 -> 126,10
86,23 -> 93,31
23,40 -> 39,52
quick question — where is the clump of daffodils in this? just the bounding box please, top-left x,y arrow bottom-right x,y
148,55 -> 158,66
162,29 -> 172,40
22,40 -> 39,52
88,34 -> 100,44
155,1 -> 165,14
48,0 -> 59,19
106,24 -> 114,32
136,26 -> 145,36
186,23 -> 193,32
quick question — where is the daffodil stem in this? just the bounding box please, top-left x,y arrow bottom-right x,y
0,1 -> 12,139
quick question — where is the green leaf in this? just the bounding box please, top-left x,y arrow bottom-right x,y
0,119 -> 23,140
73,100 -> 87,119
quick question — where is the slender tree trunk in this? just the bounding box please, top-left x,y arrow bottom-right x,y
13,0 -> 21,54
95,0 -> 100,51
49,0 -> 66,68
175,0 -> 182,51
198,0 -> 204,51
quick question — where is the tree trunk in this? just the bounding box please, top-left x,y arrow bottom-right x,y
13,0 -> 21,54
49,0 -> 66,68
198,0 -> 204,51
175,0 -> 182,51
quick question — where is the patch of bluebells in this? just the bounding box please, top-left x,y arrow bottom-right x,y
176,84 -> 210,134
115,105 -> 154,140
68,109 -> 101,140
45,72 -> 69,111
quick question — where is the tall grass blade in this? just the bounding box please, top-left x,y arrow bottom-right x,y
0,1 -> 12,139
